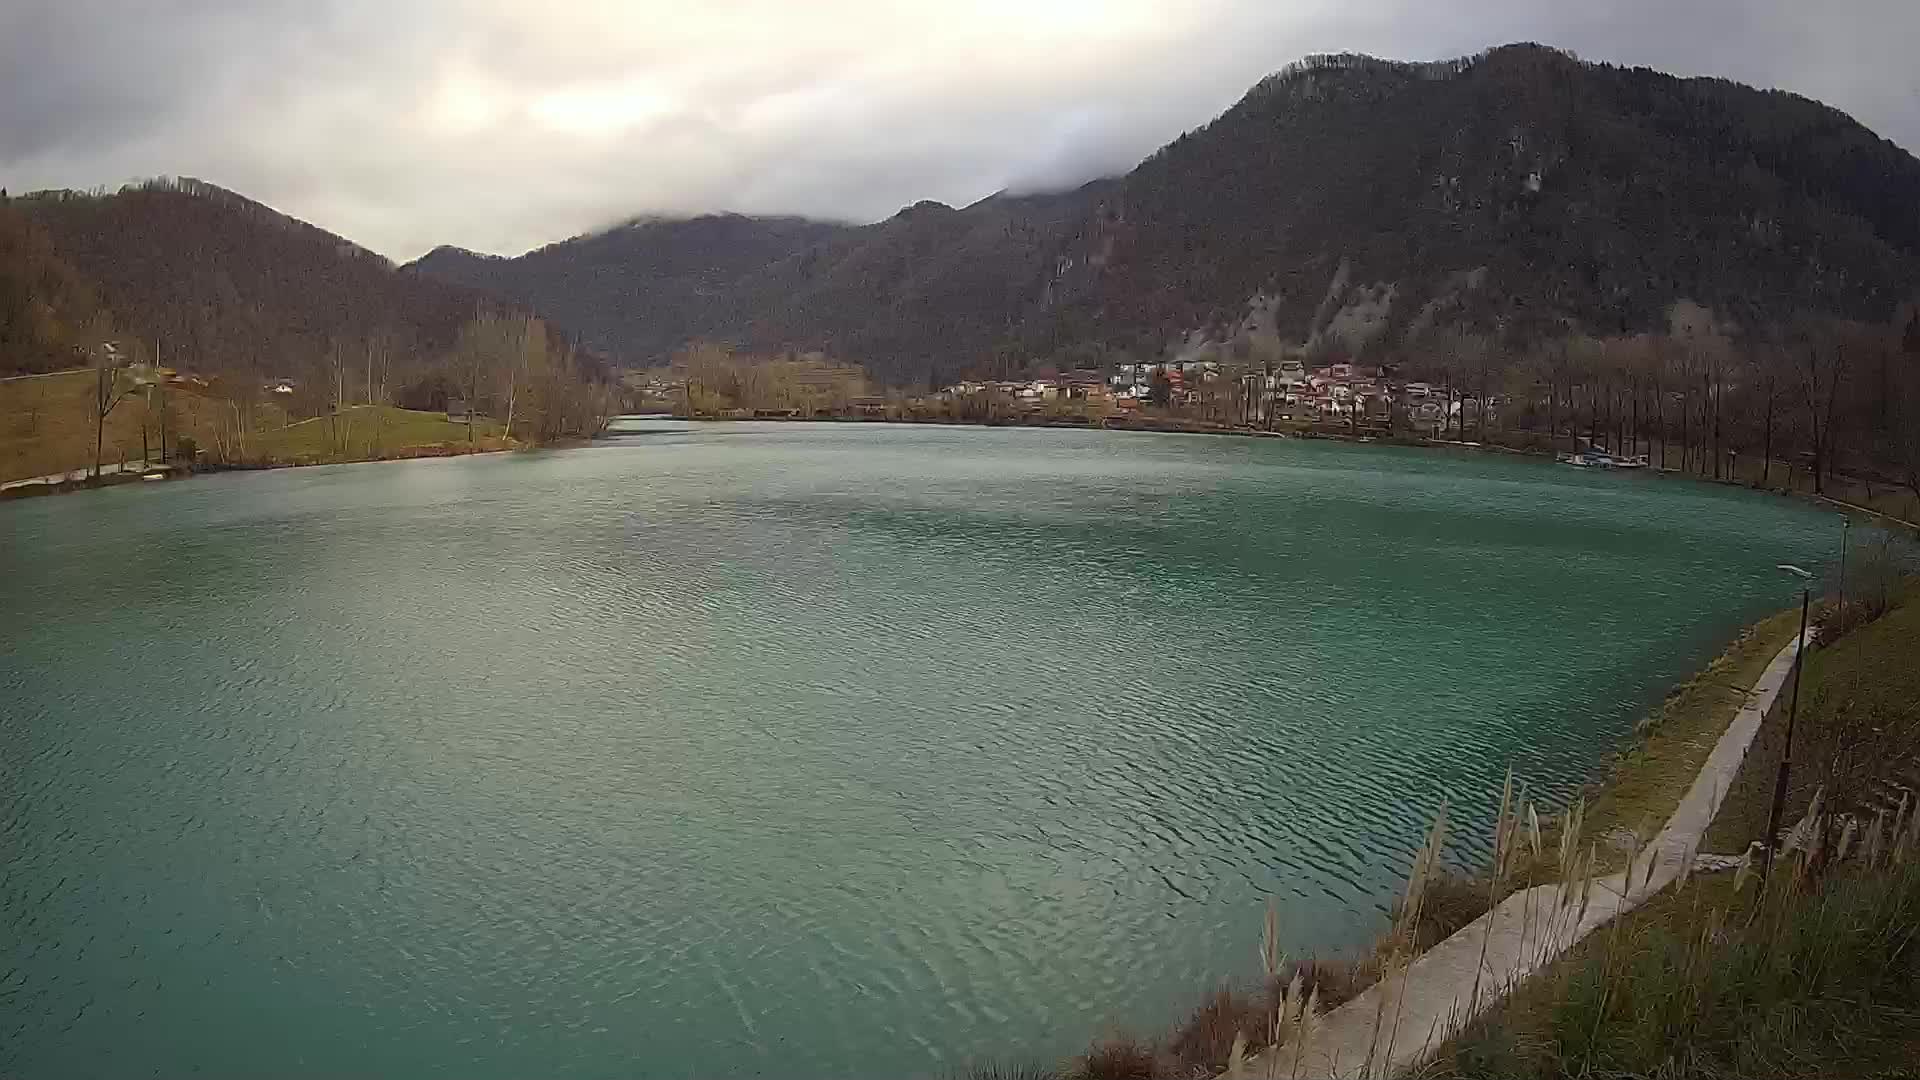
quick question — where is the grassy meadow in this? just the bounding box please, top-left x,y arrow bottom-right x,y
2,370 -> 510,483
0,369 -> 166,482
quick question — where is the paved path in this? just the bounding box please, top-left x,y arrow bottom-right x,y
1,460 -> 157,491
1808,493 -> 1920,533
1253,634 -> 1805,1078
0,367 -> 88,383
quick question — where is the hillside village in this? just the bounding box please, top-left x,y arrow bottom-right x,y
622,349 -> 1486,436
936,359 -> 1477,431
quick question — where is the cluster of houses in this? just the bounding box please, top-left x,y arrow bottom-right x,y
938,360 -> 1491,427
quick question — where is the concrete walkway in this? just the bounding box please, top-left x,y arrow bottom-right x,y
1254,633 -> 1805,1079
1,459 -> 158,491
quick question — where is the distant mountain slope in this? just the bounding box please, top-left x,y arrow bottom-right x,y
1055,45 -> 1920,354
406,45 -> 1920,379
0,199 -> 107,374
18,178 -> 487,373
394,44 -> 1916,380
411,214 -> 851,365
406,189 -> 1112,384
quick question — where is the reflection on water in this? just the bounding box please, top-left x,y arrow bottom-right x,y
1,424 -> 1837,1078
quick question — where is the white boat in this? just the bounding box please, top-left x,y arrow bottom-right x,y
1559,448 -> 1649,469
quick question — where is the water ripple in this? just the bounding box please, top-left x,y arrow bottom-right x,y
1,424 -> 1841,1079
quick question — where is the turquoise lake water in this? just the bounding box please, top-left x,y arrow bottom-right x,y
1,423 -> 1842,1077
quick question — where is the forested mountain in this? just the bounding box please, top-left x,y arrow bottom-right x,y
410,188 -> 1107,385
1064,45 -> 1920,355
11,45 -> 1917,390
2,179 -> 616,452
0,200 -> 107,374
10,178 -> 484,375
408,44 -> 1920,382
411,214 -> 848,366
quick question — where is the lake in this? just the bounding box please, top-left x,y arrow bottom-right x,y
1,422 -> 1840,1078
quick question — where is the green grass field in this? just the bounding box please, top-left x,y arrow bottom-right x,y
1415,588 -> 1920,1080
1706,586 -> 1920,853
2,372 -> 509,482
1567,609 -> 1804,875
245,405 -> 507,464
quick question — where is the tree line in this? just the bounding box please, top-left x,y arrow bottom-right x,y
1397,303 -> 1920,504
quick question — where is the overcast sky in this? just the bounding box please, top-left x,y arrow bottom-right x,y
3,1 -> 1915,261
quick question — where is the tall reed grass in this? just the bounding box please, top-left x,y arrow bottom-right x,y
1419,790 -> 1920,1080
1054,771 -> 1583,1079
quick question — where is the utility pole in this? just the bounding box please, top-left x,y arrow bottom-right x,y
1760,564 -> 1814,884
1837,518 -> 1851,617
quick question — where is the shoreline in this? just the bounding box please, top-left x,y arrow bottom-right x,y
0,440 -> 523,502
19,410 -> 1914,539
1036,605 -> 1810,1078
1257,627 -> 1810,1078
657,412 -> 1920,534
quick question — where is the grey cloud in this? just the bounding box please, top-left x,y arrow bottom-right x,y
3,0 -> 1915,261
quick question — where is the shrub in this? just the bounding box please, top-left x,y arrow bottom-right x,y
949,1064 -> 1063,1080
1165,986 -> 1264,1071
1425,810 -> 1920,1079
1069,1034 -> 1160,1080
1395,868 -> 1497,952
1817,529 -> 1917,644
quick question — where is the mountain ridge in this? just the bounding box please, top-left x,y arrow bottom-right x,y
8,177 -> 509,378
404,43 -> 1920,383
10,44 -> 1918,386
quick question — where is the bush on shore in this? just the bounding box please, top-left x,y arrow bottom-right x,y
1420,804 -> 1920,1079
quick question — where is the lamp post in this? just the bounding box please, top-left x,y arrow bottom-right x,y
1837,517 -> 1851,617
1760,563 -> 1814,883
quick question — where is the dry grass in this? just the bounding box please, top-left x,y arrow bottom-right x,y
1025,592 -> 1911,1080
1563,609 -> 1804,874
1402,870 -> 1499,952
244,404 -> 508,464
1163,986 -> 1263,1071
1707,585 -> 1920,853
1415,585 -> 1920,1080
948,1064 -> 1064,1080
2,372 -> 514,482
1070,1034 -> 1161,1080
0,369 -> 227,481
1418,803 -> 1920,1080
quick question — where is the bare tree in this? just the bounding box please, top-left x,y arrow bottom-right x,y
1796,325 -> 1855,496
325,340 -> 355,456
1747,345 -> 1784,488
87,331 -> 137,479
1893,365 -> 1920,510
1539,339 -> 1579,454
498,315 -> 543,442
363,331 -> 394,457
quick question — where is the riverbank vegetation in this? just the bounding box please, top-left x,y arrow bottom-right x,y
2,184 -> 618,486
973,556 -> 1919,1080
1,308 -> 614,486
643,291 -> 1920,530
1418,580 -> 1920,1080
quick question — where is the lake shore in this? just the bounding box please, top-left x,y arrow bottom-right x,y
8,424 -> 1840,1080
661,412 -> 1920,533
1008,605 -> 1812,1079
0,438 -> 523,501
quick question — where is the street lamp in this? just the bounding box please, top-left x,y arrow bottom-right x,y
1837,517 -> 1852,617
1760,562 -> 1815,883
